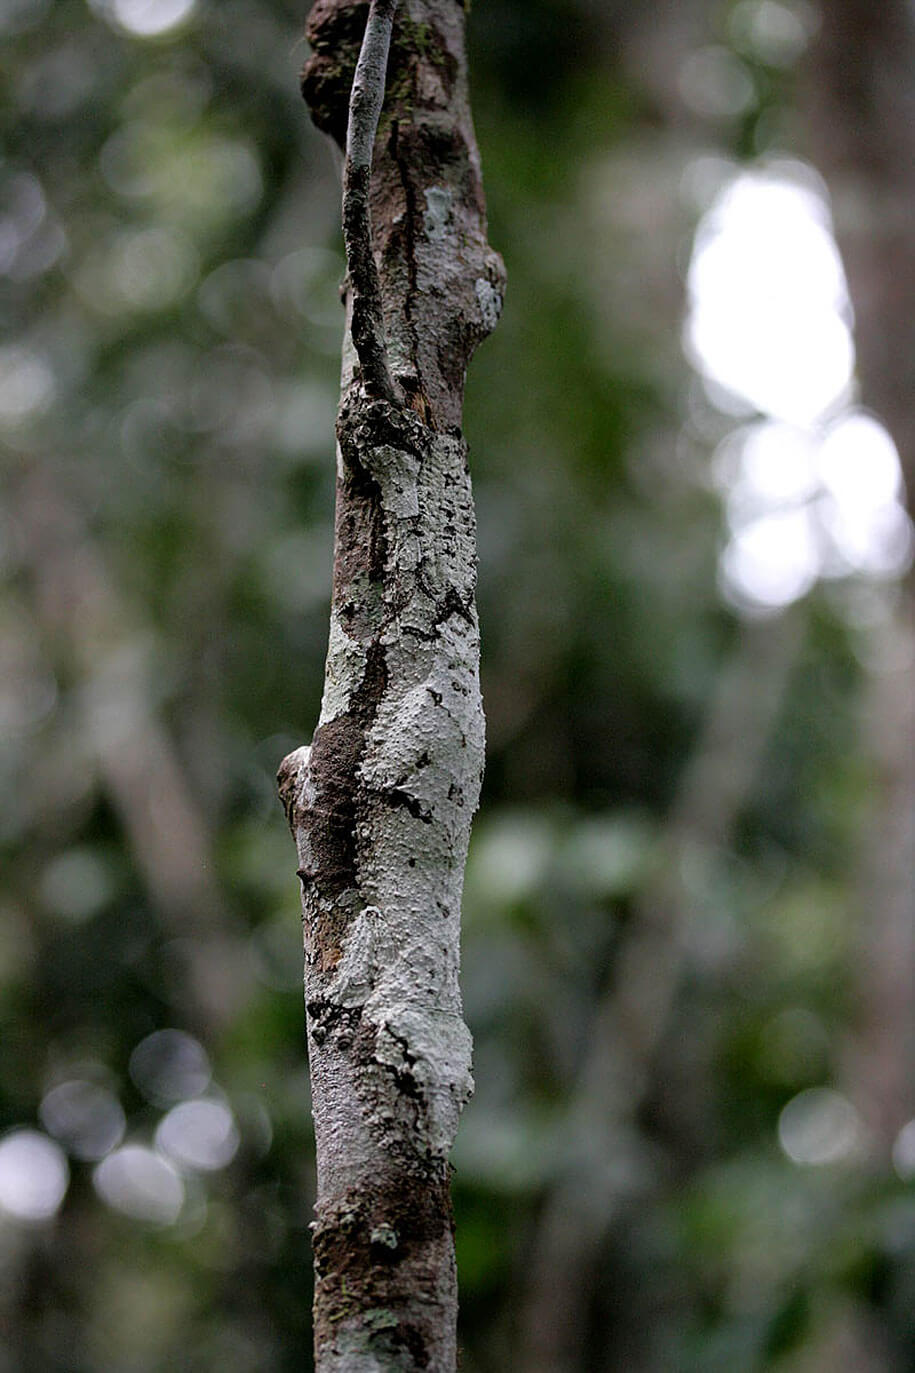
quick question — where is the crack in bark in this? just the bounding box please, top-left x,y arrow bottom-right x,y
390,116 -> 424,391
381,787 -> 435,823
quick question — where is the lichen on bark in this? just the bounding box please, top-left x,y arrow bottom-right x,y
279,2 -> 503,1367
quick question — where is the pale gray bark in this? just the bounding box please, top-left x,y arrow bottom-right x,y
280,3 -> 502,1367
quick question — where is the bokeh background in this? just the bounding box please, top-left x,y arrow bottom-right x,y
2,0 -> 914,1368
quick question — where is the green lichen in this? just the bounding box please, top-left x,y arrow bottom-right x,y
377,17 -> 454,135
363,1308 -> 399,1330
403,19 -> 433,58
396,16 -> 450,70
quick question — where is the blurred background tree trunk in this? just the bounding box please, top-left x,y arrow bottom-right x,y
804,0 -> 915,1159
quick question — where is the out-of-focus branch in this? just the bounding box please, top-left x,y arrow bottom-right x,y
14,468 -> 249,1039
520,610 -> 805,1373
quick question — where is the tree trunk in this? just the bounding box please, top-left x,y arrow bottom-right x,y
278,3 -> 503,1367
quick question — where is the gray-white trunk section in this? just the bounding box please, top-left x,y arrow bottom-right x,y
287,425 -> 481,1186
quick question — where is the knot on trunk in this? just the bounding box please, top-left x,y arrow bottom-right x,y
301,0 -> 370,146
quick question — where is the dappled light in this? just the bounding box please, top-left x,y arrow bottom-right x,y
89,0 -> 197,39
728,0 -> 815,67
686,162 -> 913,610
2,0 -> 914,1367
40,1079 -> 126,1160
0,1129 -> 69,1222
687,165 -> 853,427
129,1030 -> 212,1106
39,847 -> 118,923
714,412 -> 913,609
0,343 -> 55,426
155,1098 -> 240,1172
892,1121 -> 915,1181
93,1144 -> 185,1225
777,1088 -> 866,1166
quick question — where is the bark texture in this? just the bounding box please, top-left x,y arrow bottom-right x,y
279,3 -> 503,1367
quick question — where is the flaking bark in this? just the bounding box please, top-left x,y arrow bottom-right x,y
280,3 -> 503,1367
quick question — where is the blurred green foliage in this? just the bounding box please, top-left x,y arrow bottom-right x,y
1,1 -> 913,1370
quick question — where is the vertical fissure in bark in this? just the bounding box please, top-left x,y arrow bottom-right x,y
342,0 -> 399,402
281,2 -> 504,1368
388,115 -> 426,404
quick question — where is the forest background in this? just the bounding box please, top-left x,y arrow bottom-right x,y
1,0 -> 914,1369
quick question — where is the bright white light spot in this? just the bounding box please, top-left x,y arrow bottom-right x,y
0,344 -> 55,424
155,1099 -> 240,1172
737,422 -> 819,504
93,1145 -> 184,1224
40,1080 -> 125,1161
778,1087 -> 865,1165
687,170 -> 853,426
892,1120 -> 915,1180
129,1029 -> 211,1105
712,413 -> 913,601
92,0 -> 196,38
822,496 -> 913,579
715,423 -> 819,526
686,165 -> 912,608
815,413 -> 913,577
721,506 -> 819,609
0,1130 -> 69,1221
818,412 -> 903,507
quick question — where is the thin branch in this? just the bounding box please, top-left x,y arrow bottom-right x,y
343,0 -> 400,403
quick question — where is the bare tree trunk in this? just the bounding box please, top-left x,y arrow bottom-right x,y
278,3 -> 503,1367
803,0 -> 915,1159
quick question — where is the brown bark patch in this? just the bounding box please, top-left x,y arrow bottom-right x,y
301,0 -> 370,147
312,1164 -> 455,1367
